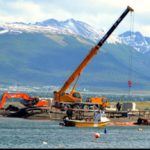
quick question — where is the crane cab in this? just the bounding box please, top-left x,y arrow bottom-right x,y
54,91 -> 82,103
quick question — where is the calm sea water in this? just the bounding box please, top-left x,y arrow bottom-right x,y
0,117 -> 150,149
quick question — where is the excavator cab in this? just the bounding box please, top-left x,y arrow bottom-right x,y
21,96 -> 40,107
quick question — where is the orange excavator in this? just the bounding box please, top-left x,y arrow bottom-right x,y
53,6 -> 134,108
0,91 -> 48,109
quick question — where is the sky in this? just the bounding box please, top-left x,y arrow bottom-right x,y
0,0 -> 150,36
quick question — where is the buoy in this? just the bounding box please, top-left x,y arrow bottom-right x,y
138,128 -> 143,131
128,80 -> 132,87
94,132 -> 100,139
43,141 -> 47,145
104,128 -> 107,134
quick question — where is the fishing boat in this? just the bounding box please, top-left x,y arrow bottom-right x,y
60,110 -> 110,127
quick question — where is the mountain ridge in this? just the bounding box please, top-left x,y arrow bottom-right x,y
1,18 -> 150,54
0,18 -> 150,90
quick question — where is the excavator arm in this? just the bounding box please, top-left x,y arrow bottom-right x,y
54,6 -> 134,103
0,91 -> 48,109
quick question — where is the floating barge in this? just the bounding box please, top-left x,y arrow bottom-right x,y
1,101 -> 150,127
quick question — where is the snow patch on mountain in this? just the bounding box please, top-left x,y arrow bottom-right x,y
1,19 -> 149,54
36,18 -> 102,41
119,31 -> 150,54
0,19 -> 121,44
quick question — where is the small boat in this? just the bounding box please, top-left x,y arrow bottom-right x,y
62,119 -> 109,127
60,111 -> 110,127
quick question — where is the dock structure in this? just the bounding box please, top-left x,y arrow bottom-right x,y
39,107 -> 150,124
1,100 -> 150,126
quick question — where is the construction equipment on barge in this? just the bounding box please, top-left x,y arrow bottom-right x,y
0,91 -> 48,110
53,6 -> 134,110
0,91 -> 50,118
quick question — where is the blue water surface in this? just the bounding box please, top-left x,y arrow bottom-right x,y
0,117 -> 150,149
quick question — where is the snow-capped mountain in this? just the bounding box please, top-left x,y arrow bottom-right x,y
119,31 -> 150,54
0,18 -> 120,44
1,19 -> 150,89
36,18 -> 102,41
0,19 -> 150,53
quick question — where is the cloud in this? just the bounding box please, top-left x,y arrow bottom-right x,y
0,0 -> 150,36
0,0 -> 43,22
0,0 -> 73,22
0,0 -> 129,22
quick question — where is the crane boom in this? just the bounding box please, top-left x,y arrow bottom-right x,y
54,6 -> 134,102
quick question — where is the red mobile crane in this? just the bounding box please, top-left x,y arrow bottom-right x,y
53,6 -> 134,109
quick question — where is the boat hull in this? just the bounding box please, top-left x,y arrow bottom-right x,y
63,120 -> 109,127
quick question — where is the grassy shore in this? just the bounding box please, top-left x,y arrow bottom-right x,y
135,101 -> 150,110
110,101 -> 150,111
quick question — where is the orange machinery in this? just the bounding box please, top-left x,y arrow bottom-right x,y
53,6 -> 134,108
0,91 -> 48,109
